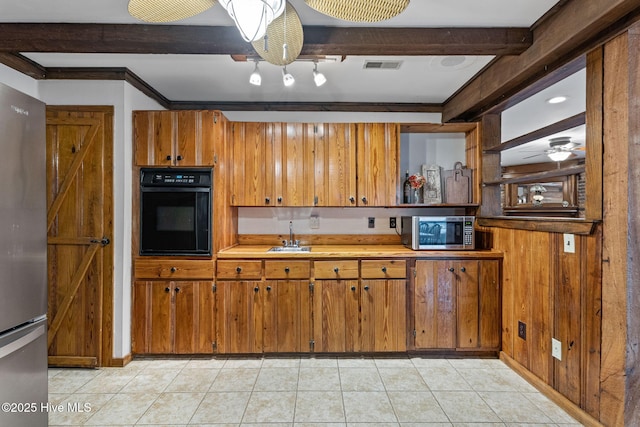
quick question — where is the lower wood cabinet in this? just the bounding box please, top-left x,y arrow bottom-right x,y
413,259 -> 500,351
132,280 -> 214,354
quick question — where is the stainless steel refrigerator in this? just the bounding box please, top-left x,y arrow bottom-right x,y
0,83 -> 48,426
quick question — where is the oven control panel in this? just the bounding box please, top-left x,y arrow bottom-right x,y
141,168 -> 212,187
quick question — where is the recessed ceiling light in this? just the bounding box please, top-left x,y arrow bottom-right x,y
547,96 -> 567,104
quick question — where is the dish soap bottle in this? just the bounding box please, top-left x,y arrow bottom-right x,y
403,170 -> 411,204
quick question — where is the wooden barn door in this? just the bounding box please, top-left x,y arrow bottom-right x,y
46,106 -> 113,367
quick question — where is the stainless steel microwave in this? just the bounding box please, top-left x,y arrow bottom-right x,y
401,216 -> 475,250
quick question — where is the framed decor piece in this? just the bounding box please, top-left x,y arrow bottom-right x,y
421,164 -> 442,204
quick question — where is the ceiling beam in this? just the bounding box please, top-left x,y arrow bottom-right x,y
169,101 -> 441,112
0,23 -> 531,56
443,0 -> 640,122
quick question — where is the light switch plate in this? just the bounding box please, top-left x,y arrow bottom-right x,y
552,338 -> 562,360
309,215 -> 320,229
368,217 -> 375,228
563,233 -> 575,253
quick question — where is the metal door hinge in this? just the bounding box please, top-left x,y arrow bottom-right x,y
313,124 -> 318,133
212,341 -> 217,351
213,154 -> 218,165
413,329 -> 417,337
212,284 -> 217,292
309,340 -> 315,351
314,196 -> 318,205
309,282 -> 314,292
213,114 -> 218,124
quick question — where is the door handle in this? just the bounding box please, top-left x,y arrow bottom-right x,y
90,237 -> 110,246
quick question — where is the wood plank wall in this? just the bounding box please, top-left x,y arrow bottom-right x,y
482,226 -> 602,419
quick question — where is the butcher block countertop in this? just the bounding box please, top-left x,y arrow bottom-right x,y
217,245 -> 503,259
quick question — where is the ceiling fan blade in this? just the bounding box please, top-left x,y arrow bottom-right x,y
572,146 -> 586,151
252,2 -> 304,66
305,0 -> 409,22
128,0 -> 216,23
522,153 -> 544,159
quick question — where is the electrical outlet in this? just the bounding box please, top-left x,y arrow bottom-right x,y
563,233 -> 575,253
390,217 -> 397,228
552,338 -> 562,360
518,321 -> 526,340
368,217 -> 375,228
309,215 -> 320,229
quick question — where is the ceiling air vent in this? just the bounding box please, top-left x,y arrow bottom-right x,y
363,60 -> 403,70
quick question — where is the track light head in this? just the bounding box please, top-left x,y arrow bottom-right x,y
249,61 -> 262,86
313,62 -> 327,87
282,67 -> 295,86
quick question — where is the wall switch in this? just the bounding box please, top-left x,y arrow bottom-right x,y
390,217 -> 397,228
518,321 -> 526,340
563,233 -> 575,253
368,217 -> 375,228
309,215 -> 320,229
552,338 -> 562,360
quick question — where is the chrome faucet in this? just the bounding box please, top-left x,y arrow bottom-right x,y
283,221 -> 299,247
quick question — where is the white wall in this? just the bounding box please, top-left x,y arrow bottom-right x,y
0,71 -> 164,359
400,133 -> 466,176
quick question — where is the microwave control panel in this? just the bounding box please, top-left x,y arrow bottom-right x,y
463,220 -> 474,245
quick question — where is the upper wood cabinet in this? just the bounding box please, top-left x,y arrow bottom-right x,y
356,123 -> 399,206
133,110 -> 222,166
312,123 -> 357,206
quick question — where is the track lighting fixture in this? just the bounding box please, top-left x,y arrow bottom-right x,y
282,67 -> 295,86
249,61 -> 262,86
312,62 -> 327,87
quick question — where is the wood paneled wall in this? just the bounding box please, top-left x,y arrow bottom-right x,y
484,226 -> 602,419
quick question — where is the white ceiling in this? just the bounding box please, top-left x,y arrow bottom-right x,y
2,0 -> 587,165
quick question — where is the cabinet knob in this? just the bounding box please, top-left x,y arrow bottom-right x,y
254,286 -> 259,293
164,287 -> 170,293
265,197 -> 271,204
461,267 -> 466,273
170,267 -> 177,273
361,196 -> 368,204
381,266 -> 387,273
349,196 -> 355,203
364,285 -> 370,291
236,266 -> 242,273
351,286 -> 356,291
176,155 -> 183,161
174,287 -> 180,293
333,267 -> 339,273
284,267 -> 290,273
448,267 -> 455,272
165,155 -> 172,161
277,197 -> 283,203
266,286 -> 272,292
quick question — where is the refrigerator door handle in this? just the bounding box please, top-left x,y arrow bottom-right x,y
0,324 -> 46,360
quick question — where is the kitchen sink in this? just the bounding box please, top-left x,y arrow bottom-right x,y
268,246 -> 311,252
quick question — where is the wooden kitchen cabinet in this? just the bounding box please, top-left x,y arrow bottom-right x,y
133,110 -> 221,166
312,123 -> 357,206
216,259 -> 313,353
413,259 -> 500,351
313,259 -> 407,353
356,123 -> 399,206
132,280 -> 214,354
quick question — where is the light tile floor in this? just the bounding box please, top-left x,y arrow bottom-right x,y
48,356 -> 584,426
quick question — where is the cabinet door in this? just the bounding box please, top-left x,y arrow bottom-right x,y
149,282 -> 174,353
413,260 -> 456,349
131,280 -> 151,354
230,122 -> 276,206
133,111 -> 174,166
263,280 -> 312,353
453,260 -> 500,350
278,123 -> 314,206
314,123 -> 357,206
313,280 -> 359,352
174,281 -> 214,354
356,123 -> 399,206
174,111 -> 217,166
216,280 -> 263,353
360,279 -> 407,352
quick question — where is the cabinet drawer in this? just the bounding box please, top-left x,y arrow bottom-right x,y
265,260 -> 310,279
314,260 -> 359,279
361,259 -> 407,279
216,260 -> 262,279
134,259 -> 214,280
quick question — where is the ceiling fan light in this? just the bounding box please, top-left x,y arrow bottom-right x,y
547,150 -> 572,162
249,62 -> 262,86
219,0 -> 285,42
313,63 -> 327,86
282,67 -> 295,86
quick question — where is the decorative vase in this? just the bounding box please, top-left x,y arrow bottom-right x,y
414,188 -> 424,204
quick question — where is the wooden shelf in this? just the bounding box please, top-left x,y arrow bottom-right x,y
395,203 -> 479,208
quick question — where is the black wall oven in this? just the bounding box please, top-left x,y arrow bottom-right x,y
140,168 -> 212,256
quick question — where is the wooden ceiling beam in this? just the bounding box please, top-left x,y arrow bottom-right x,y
443,0 -> 640,122
0,23 -> 531,56
169,101 -> 441,112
